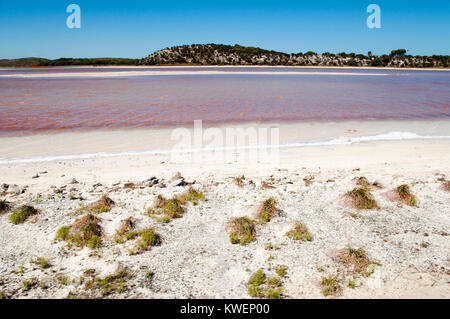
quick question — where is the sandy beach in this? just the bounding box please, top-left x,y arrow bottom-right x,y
0,120 -> 449,299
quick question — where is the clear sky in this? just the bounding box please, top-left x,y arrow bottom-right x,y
1,0 -> 449,59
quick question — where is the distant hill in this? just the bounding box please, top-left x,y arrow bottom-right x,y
0,57 -> 139,67
142,44 -> 450,68
0,57 -> 51,67
2,45 -> 449,68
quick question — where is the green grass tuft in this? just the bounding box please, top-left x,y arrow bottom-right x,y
286,222 -> 312,242
265,288 -> 283,299
89,195 -> 115,213
229,217 -> 257,245
23,278 -> 38,291
346,188 -> 379,210
137,228 -> 161,252
9,205 -> 37,224
321,275 -> 342,297
338,247 -> 378,277
275,265 -> 288,278
247,269 -> 266,297
257,198 -> 277,223
85,269 -> 132,297
55,215 -> 102,249
36,257 -> 51,269
396,184 -> 418,207
178,187 -> 206,206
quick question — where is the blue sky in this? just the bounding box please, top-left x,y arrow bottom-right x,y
1,0 -> 449,59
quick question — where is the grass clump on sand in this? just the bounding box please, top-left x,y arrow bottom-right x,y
229,217 -> 257,245
9,205 -> 37,224
55,214 -> 102,249
36,257 -> 51,269
346,188 -> 379,210
0,200 -> 10,214
286,222 -> 312,242
395,184 -> 417,207
89,195 -> 115,213
321,275 -> 342,297
247,269 -> 266,297
136,228 -> 161,252
177,187 -> 206,206
148,196 -> 184,223
114,217 -> 138,243
257,198 -> 278,223
266,288 -> 283,299
84,268 -> 132,297
129,228 -> 161,255
275,265 -> 288,278
337,248 -> 379,277
149,188 -> 206,223
23,278 -> 38,291
247,269 -> 284,299
356,176 -> 383,189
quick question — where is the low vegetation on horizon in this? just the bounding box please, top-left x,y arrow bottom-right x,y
2,44 -> 448,68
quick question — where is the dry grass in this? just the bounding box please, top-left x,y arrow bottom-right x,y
443,180 -> 450,192
229,217 -> 257,245
337,248 -> 378,277
123,182 -> 141,190
321,275 -> 342,297
89,195 -> 115,213
303,177 -> 314,187
261,181 -> 275,189
114,217 -> 138,243
233,175 -> 246,187
56,214 -> 102,249
117,217 -> 136,235
346,188 -> 379,210
355,176 -> 383,189
257,198 -> 278,223
148,188 -> 205,222
286,222 -> 312,242
395,184 -> 417,207
148,195 -> 184,222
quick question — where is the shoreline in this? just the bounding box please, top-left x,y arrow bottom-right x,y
1,119 -> 449,163
0,70 -> 392,79
1,65 -> 450,71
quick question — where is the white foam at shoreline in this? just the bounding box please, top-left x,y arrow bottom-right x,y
0,131 -> 449,165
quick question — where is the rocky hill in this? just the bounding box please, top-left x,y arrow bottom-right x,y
142,44 -> 449,68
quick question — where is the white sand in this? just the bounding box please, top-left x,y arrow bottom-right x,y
0,121 -> 449,299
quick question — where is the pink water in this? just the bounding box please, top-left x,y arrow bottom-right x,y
0,67 -> 449,136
